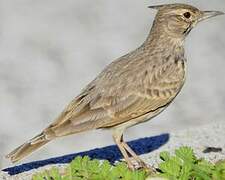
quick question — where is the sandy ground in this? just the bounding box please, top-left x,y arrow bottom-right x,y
1,119 -> 224,180
142,119 -> 225,167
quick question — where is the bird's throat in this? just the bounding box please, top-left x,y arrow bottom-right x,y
183,24 -> 193,35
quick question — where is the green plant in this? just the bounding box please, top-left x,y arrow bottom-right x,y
32,156 -> 147,180
158,146 -> 225,180
33,147 -> 225,180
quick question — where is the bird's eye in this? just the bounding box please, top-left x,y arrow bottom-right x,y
183,12 -> 191,19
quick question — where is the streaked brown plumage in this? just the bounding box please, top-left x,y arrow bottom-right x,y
6,3 -> 224,170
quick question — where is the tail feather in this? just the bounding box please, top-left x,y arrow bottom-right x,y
6,133 -> 50,163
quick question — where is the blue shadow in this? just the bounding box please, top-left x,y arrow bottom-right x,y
3,133 -> 169,175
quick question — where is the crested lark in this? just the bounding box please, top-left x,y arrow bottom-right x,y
6,3 -> 224,170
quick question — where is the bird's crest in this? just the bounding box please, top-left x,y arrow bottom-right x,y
148,4 -> 166,10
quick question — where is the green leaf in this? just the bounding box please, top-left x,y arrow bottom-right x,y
212,160 -> 225,180
159,159 -> 181,177
175,146 -> 196,163
179,162 -> 192,180
160,151 -> 171,161
192,164 -> 211,180
49,167 -> 61,179
111,162 -> 129,179
99,160 -> 112,178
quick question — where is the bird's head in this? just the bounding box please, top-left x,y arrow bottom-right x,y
149,3 -> 224,38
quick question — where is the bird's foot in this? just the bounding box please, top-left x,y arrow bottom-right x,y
136,160 -> 156,174
124,157 -> 156,173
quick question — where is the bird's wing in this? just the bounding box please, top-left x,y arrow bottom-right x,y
45,55 -> 185,137
95,57 -> 186,127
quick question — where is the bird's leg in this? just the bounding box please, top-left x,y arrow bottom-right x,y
121,140 -> 155,172
113,132 -> 136,170
120,140 -> 147,167
113,129 -> 155,172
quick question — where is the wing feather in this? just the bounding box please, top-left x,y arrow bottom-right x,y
45,53 -> 186,137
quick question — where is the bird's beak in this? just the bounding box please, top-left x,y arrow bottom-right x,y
198,11 -> 224,22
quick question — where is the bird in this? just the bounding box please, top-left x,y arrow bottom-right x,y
6,3 -> 224,170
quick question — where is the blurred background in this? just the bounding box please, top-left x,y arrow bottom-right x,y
0,0 -> 224,169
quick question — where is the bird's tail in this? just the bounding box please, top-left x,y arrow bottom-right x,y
6,132 -> 51,163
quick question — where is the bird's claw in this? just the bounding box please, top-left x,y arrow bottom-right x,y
125,158 -> 156,173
